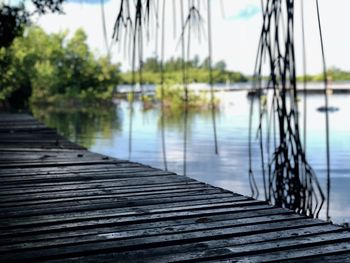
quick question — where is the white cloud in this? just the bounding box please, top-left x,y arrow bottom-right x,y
34,0 -> 350,75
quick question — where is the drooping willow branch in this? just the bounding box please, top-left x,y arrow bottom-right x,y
112,0 -> 218,174
315,0 -> 331,221
250,0 -> 325,217
207,0 -> 219,155
113,0 -> 157,160
160,0 -> 167,170
180,0 -> 208,176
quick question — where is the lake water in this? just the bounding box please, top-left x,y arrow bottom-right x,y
33,90 -> 350,225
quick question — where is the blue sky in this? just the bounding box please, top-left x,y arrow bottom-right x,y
34,0 -> 350,75
66,0 -> 112,4
227,4 -> 260,21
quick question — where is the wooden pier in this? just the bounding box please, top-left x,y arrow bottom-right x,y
1,113 -> 350,262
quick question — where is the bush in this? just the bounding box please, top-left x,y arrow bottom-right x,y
0,26 -> 121,108
155,84 -> 219,111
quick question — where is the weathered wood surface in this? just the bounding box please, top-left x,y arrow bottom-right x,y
0,113 -> 349,262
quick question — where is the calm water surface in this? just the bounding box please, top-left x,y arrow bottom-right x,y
33,91 -> 350,224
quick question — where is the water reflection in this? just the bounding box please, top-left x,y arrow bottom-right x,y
248,93 -> 325,219
31,91 -> 350,224
31,104 -> 121,149
156,107 -> 218,133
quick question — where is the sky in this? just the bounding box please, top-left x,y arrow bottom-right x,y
28,0 -> 350,75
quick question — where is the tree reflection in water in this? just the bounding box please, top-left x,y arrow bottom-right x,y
31,104 -> 121,149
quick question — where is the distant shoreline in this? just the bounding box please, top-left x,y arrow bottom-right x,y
115,81 -> 350,95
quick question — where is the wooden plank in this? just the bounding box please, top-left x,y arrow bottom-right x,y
210,240 -> 350,263
0,147 -> 84,152
0,219 -> 330,262
0,204 -> 273,237
0,182 -> 210,203
0,163 -> 145,177
0,168 -> 173,183
0,163 -> 160,176
0,152 -> 103,161
0,170 -> 176,185
0,214 -> 308,252
0,175 -> 193,192
0,195 -> 249,219
0,179 -> 197,196
287,252 -> 350,263
0,207 -> 282,240
44,225 -> 345,263
0,208 -> 295,244
0,188 -> 225,208
1,113 -> 350,263
0,190 -> 236,211
145,230 -> 350,262
0,200 -> 265,228
0,159 -> 126,169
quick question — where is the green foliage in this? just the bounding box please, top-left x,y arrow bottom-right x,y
317,67 -> 350,81
154,84 -> 220,132
0,47 -> 15,101
214,60 -> 227,72
155,84 -> 219,111
127,92 -> 134,103
1,0 -> 64,50
0,26 -> 120,108
0,4 -> 30,48
31,103 -> 120,149
120,56 -> 247,85
297,67 -> 350,82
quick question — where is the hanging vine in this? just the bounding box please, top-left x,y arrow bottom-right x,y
250,0 -> 325,217
112,1 -> 329,218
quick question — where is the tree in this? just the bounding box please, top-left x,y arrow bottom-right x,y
214,60 -> 226,72
0,5 -> 29,48
201,57 -> 210,69
191,55 -> 200,68
0,0 -> 64,48
143,57 -> 159,72
0,26 -> 120,107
